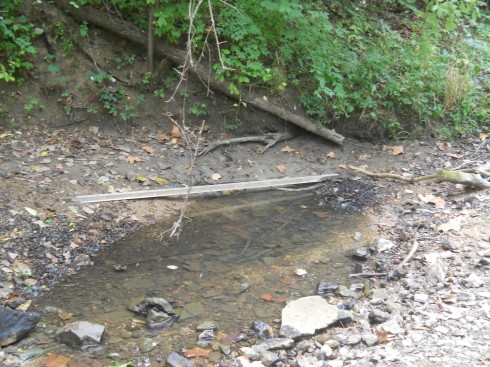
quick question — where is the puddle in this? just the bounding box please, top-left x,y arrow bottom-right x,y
30,190 -> 377,366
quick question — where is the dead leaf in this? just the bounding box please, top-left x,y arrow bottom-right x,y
261,294 -> 274,302
375,328 -> 390,344
281,146 -> 295,153
184,347 -> 211,358
437,141 -> 451,151
437,218 -> 461,233
40,353 -> 71,367
88,126 -> 99,134
312,211 -> 329,218
58,312 -> 73,321
24,207 -> 38,216
280,276 -> 296,286
126,156 -> 144,164
152,177 -> 169,185
418,194 -> 445,209
142,145 -> 155,154
171,125 -> 181,138
157,132 -> 170,140
248,160 -> 256,167
272,297 -> 287,303
442,294 -> 457,304
392,146 -> 404,156
338,164 -> 349,169
479,132 -> 488,141
277,164 -> 287,173
326,151 -> 336,158
211,173 -> 222,181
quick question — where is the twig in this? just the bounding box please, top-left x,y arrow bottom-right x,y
346,165 -> 436,182
396,239 -> 419,269
198,131 -> 297,156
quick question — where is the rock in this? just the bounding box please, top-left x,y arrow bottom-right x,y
297,354 -> 323,367
465,273 -> 484,288
279,296 -> 338,339
361,333 -> 378,346
368,310 -> 390,324
179,302 -> 205,321
56,321 -> 105,350
252,321 -> 274,339
413,293 -> 429,303
352,247 -> 371,261
336,309 -> 355,324
264,338 -> 295,350
0,306 -> 41,347
426,263 -> 445,284
379,319 -> 403,335
391,267 -> 408,278
128,297 -> 176,315
146,308 -> 177,330
196,321 -> 218,331
316,281 -> 339,295
240,347 -> 261,361
317,344 -> 333,359
260,351 -> 280,367
167,352 -> 193,367
371,288 -> 389,301
376,238 -> 395,252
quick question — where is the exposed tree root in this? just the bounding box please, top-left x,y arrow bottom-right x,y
198,131 -> 297,156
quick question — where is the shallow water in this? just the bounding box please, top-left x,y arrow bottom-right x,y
30,190 -> 376,366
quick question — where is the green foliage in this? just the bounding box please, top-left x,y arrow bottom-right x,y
188,102 -> 209,117
87,72 -> 138,122
0,1 -> 37,83
52,21 -> 74,55
23,98 -> 44,112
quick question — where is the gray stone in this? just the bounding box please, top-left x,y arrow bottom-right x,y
295,340 -> 311,352
371,288 -> 389,301
128,297 -> 175,315
337,309 -> 355,324
261,351 -> 280,367
466,273 -> 484,288
0,306 -> 41,347
56,321 -> 105,350
297,354 -> 323,367
413,293 -> 429,303
318,343 -> 333,359
167,352 -> 193,367
426,263 -> 445,283
240,347 -> 261,361
265,338 -> 295,350
346,334 -> 362,345
279,296 -> 338,338
369,310 -> 390,324
379,319 -> 403,335
377,238 -> 395,252
146,308 -> 177,330
361,333 -> 378,346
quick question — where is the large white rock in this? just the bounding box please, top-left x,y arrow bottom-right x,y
279,296 -> 338,338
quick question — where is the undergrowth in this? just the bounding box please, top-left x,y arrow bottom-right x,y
1,0 -> 489,137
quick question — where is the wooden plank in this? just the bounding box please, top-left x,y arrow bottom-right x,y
72,174 -> 337,204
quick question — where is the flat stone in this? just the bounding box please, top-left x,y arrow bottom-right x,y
426,263 -> 445,283
167,352 -> 193,367
297,354 -> 323,367
0,306 -> 41,347
379,319 -> 403,335
279,296 -> 338,339
264,338 -> 294,350
377,238 -> 395,252
369,310 -> 390,324
361,333 -> 378,346
260,351 -> 280,367
56,321 -> 105,350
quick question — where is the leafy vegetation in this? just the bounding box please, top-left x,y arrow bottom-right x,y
1,0 -> 489,136
0,0 -> 38,83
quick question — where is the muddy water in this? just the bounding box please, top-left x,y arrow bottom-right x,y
31,191 -> 376,366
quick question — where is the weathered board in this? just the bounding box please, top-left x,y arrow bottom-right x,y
73,174 -> 338,204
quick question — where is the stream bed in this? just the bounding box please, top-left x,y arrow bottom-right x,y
29,190 -> 377,366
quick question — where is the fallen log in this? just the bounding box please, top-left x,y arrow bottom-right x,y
52,0 -> 345,145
